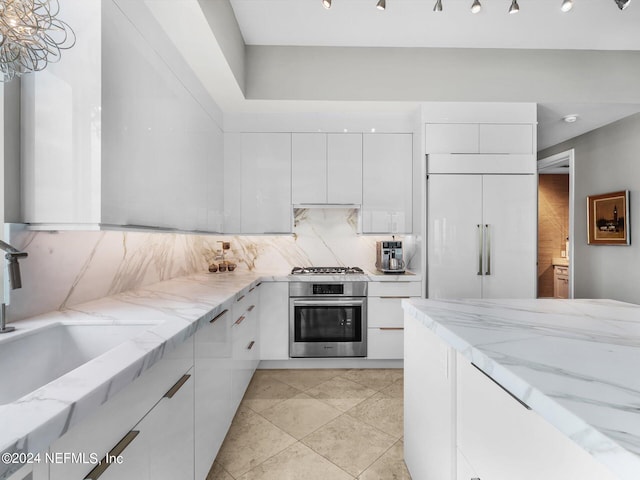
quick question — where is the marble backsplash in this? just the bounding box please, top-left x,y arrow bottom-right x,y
6,209 -> 418,321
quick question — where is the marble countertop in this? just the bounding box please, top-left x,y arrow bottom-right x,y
0,271 -> 262,479
552,257 -> 570,267
402,298 -> 640,480
0,269 -> 420,478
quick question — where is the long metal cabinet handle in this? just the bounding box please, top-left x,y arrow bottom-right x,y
234,315 -> 245,326
247,341 -> 255,350
210,309 -> 228,324
164,374 -> 191,399
485,224 -> 491,276
84,430 -> 140,479
477,224 -> 483,276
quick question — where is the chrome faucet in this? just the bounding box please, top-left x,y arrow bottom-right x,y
0,239 -> 28,334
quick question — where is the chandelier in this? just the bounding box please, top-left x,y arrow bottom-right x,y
0,0 -> 76,82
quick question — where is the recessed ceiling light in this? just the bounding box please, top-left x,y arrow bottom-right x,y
471,0 -> 482,13
371,128 -> 376,133
322,0 -> 332,9
508,0 -> 520,13
433,0 -> 443,11
561,0 -> 573,11
343,128 -> 348,132
376,0 -> 386,10
563,114 -> 579,123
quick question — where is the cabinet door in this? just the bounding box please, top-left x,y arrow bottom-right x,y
292,133 -> 327,204
428,175 -> 483,299
194,308 -> 233,480
481,175 -> 536,298
327,133 -> 362,204
404,313 -> 455,480
367,328 -> 404,359
425,124 -> 479,154
456,357 -> 619,480
231,292 -> 260,411
479,124 -> 533,154
223,132 -> 242,233
259,282 -> 289,360
241,133 -> 292,233
98,369 -> 195,480
362,134 -> 413,233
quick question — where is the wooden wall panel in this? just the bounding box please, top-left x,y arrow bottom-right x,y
538,175 -> 569,298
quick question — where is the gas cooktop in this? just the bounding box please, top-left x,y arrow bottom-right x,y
290,266 -> 365,275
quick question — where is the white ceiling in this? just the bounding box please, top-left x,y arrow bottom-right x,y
230,0 -> 640,50
139,0 -> 640,151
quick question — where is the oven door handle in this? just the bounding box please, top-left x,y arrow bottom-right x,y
292,299 -> 365,307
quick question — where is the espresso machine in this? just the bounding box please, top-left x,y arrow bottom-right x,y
376,239 -> 405,273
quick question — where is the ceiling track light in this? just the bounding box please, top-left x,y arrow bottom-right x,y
614,0 -> 630,9
376,0 -> 386,10
322,0 -> 332,9
561,0 -> 573,11
433,0 -> 443,11
471,0 -> 482,13
508,0 -> 520,13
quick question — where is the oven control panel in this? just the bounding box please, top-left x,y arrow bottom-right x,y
312,284 -> 344,295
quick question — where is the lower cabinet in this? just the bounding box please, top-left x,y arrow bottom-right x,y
367,281 -> 421,359
404,313 -> 455,480
231,287 -> 260,412
47,334 -> 195,480
553,265 -> 569,298
404,311 -> 620,480
456,356 -> 618,480
194,308 -> 233,480
258,282 -> 289,360
97,369 -> 195,480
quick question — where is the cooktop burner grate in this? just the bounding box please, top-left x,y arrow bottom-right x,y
290,266 -> 365,275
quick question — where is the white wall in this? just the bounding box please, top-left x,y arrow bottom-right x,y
539,113 -> 640,304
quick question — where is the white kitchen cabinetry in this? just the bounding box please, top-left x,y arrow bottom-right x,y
428,174 -> 536,299
367,281 -> 421,359
404,312 -> 455,480
328,134 -> 363,204
231,286 -> 260,410
259,282 -> 290,360
97,369 -> 195,480
425,123 -> 533,155
362,134 -> 413,233
48,335 -> 194,480
240,133 -> 292,234
456,356 -> 618,480
22,0 -> 224,232
292,133 -> 362,205
194,308 -> 233,480
292,134 -> 327,204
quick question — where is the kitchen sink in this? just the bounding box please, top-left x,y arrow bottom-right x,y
0,322 -> 158,405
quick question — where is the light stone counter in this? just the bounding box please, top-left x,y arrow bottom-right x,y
402,298 -> 640,480
0,269 -> 421,479
0,272 -> 262,479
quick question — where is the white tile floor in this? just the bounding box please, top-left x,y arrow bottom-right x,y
208,369 -> 411,480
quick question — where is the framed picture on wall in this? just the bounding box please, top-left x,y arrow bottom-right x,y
587,190 -> 630,245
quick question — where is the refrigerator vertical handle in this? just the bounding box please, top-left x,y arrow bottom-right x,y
477,224 -> 483,276
485,224 -> 491,275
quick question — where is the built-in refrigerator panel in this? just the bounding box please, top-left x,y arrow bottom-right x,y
428,174 -> 536,299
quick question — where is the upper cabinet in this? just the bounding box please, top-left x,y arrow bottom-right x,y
21,0 -> 225,233
240,133 -> 292,234
362,133 -> 413,234
292,133 -> 362,205
425,124 -> 533,155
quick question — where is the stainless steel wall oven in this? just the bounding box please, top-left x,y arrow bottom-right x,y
289,281 -> 367,357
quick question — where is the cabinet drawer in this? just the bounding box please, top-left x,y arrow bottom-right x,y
367,328 -> 404,359
554,266 -> 568,276
368,297 -> 405,328
368,281 -> 422,297
233,288 -> 258,321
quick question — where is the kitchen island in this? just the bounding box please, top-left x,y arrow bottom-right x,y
402,298 -> 640,480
